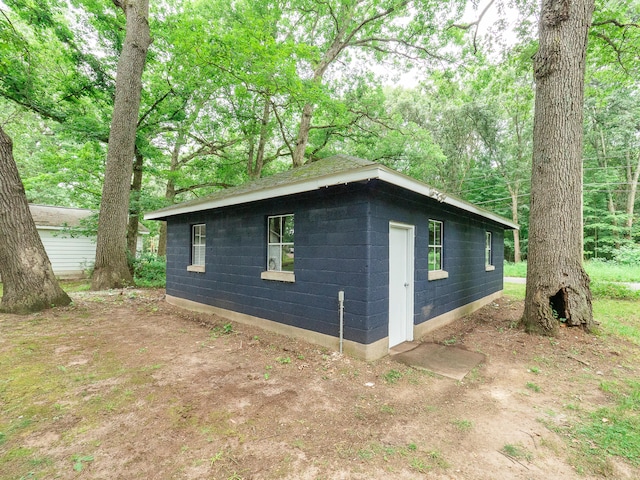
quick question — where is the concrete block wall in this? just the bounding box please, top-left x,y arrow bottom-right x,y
367,182 -> 504,331
164,180 -> 507,347
166,184 -> 376,344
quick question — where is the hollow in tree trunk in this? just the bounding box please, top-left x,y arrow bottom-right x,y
0,126 -> 71,313
523,0 -> 595,334
92,0 -> 151,290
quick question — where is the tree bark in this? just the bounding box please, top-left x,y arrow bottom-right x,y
157,126 -> 183,257
509,186 -> 522,263
292,102 -> 315,167
0,126 -> 71,313
126,146 -> 144,258
91,0 -> 151,290
523,0 -> 595,334
624,150 -> 640,238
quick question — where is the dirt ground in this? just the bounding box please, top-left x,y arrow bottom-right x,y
1,289 -> 638,480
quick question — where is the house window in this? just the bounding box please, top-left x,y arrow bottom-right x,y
428,220 -> 443,271
485,231 -> 495,271
262,214 -> 295,282
187,224 -> 206,272
428,219 -> 448,280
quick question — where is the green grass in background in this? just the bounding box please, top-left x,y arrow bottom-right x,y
504,261 -> 639,282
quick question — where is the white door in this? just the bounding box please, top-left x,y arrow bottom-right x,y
388,222 -> 415,348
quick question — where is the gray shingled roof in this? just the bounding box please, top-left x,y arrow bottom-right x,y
145,155 -> 518,229
30,204 -> 150,233
29,204 -> 95,228
149,155 -> 376,216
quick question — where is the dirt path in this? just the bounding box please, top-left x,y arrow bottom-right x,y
1,289 -> 637,479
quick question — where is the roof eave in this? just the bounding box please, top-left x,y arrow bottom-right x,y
143,164 -> 382,220
376,168 -> 519,230
144,163 -> 518,230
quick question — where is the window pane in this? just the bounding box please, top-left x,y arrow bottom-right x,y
266,214 -> 294,272
267,245 -> 281,271
281,244 -> 294,271
485,232 -> 492,265
192,224 -> 205,266
428,247 -> 441,271
282,215 -> 294,243
434,222 -> 441,246
269,217 -> 281,243
193,245 -> 205,266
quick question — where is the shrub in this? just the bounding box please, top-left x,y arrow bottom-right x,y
133,254 -> 166,288
613,245 -> 640,266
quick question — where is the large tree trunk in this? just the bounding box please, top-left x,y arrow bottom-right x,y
157,127 -> 183,257
126,146 -> 144,257
92,0 -> 151,290
291,102 -> 314,167
509,186 -> 522,263
523,0 -> 595,334
0,127 -> 71,313
624,150 -> 640,238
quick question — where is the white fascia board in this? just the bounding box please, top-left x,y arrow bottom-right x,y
377,168 -> 520,230
144,165 -> 382,220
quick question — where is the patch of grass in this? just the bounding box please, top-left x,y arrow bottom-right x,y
503,261 -> 528,277
410,450 -> 449,472
585,261 -> 640,283
382,369 -> 404,384
501,443 -> 533,461
380,404 -> 395,414
210,322 -> 235,338
452,419 -> 473,431
594,299 -> 640,346
502,283 -> 525,300
526,382 -> 541,392
276,356 -> 291,365
591,281 -> 640,300
503,261 -> 639,283
72,454 -> 94,472
548,380 -> 640,473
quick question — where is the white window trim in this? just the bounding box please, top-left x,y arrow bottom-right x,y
190,223 -> 206,270
485,231 -> 494,271
261,271 -> 295,282
428,219 -> 448,280
428,269 -> 449,281
265,214 -> 294,274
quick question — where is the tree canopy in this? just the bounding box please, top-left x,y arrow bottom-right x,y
0,0 -> 637,275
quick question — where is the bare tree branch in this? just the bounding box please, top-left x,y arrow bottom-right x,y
449,0 -> 495,54
174,182 -> 234,195
592,19 -> 640,28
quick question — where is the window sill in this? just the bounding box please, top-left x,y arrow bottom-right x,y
187,265 -> 205,273
485,265 -> 496,272
261,271 -> 295,283
428,270 -> 449,281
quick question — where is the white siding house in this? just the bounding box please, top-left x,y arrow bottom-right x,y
28,204 -> 148,279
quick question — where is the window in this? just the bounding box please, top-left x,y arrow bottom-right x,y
428,219 -> 448,280
428,220 -> 443,271
485,231 -> 495,271
188,224 -> 206,272
267,214 -> 294,272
